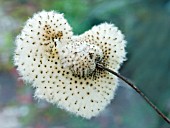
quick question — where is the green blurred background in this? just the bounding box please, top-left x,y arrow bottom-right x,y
0,0 -> 170,128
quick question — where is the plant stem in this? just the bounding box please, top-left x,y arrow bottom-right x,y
97,63 -> 170,124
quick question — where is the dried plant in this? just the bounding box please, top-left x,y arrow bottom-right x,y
14,11 -> 170,124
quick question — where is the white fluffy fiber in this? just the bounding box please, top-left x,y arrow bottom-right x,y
14,10 -> 126,119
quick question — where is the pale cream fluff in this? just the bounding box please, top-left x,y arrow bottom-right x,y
14,11 -> 126,119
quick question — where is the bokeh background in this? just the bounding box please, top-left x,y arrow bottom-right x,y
0,0 -> 170,128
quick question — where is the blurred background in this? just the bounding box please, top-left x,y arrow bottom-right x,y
0,0 -> 170,128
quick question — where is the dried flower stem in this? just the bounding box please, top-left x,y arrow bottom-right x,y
97,63 -> 170,124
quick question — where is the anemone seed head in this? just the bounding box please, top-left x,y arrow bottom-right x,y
14,10 -> 126,119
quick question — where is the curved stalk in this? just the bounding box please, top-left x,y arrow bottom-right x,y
97,63 -> 170,124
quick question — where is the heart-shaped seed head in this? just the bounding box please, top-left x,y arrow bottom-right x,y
14,11 -> 126,119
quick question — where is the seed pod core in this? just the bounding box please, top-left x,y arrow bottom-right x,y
57,40 -> 103,77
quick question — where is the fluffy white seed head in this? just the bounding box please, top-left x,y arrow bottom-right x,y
14,11 -> 126,119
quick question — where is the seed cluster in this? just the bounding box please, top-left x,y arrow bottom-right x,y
57,40 -> 103,77
14,11 -> 126,119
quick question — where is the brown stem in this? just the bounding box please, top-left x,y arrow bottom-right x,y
97,63 -> 170,124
